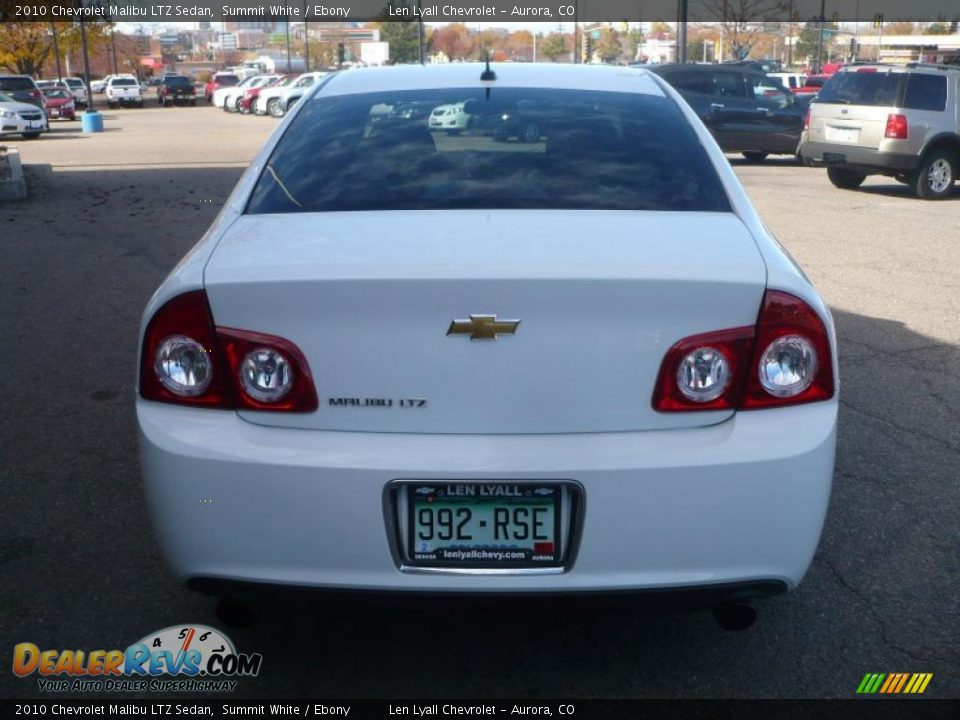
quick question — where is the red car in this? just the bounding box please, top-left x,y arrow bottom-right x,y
238,75 -> 287,114
794,75 -> 829,96
41,88 -> 76,121
204,72 -> 240,103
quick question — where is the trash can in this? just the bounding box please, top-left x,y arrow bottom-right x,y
81,111 -> 103,133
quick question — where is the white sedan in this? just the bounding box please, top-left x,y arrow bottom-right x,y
137,64 -> 838,629
216,75 -> 278,112
0,92 -> 48,139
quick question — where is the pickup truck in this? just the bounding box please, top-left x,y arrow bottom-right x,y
106,76 -> 143,108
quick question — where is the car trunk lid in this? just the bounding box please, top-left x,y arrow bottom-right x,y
204,211 -> 768,434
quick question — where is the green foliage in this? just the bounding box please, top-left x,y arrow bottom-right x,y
539,33 -> 568,62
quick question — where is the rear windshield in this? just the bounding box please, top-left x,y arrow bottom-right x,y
164,76 -> 192,88
0,77 -> 36,91
64,79 -> 83,88
818,72 -> 903,105
112,78 -> 138,87
215,75 -> 239,85
247,87 -> 731,214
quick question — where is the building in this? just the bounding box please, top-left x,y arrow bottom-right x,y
224,21 -> 276,33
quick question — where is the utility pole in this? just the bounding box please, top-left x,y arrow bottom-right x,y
302,2 -> 310,71
50,22 -> 63,80
676,0 -> 687,63
417,0 -> 424,63
284,20 -> 292,72
574,0 -> 579,63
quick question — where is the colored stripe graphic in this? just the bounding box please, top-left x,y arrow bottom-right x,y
857,673 -> 932,694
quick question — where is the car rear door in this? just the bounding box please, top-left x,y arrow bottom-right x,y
744,75 -> 805,153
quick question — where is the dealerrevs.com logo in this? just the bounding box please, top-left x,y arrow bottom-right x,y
13,625 -> 262,693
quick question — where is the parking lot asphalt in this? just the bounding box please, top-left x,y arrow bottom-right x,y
1,106 -> 958,699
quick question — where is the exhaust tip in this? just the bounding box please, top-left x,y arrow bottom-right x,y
713,603 -> 757,631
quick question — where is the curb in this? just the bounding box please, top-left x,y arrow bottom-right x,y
0,147 -> 28,201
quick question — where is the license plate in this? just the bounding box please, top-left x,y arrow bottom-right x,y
31,121 -> 44,129
407,483 -> 562,566
826,125 -> 859,143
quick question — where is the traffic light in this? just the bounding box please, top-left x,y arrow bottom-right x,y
873,13 -> 884,28
337,42 -> 345,67
581,32 -> 593,63
831,11 -> 839,29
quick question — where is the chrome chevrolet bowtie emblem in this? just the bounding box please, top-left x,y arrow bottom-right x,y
447,314 -> 521,341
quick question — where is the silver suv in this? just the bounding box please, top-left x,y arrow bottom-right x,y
799,64 -> 960,199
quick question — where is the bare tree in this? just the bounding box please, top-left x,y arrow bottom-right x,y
697,0 -> 791,60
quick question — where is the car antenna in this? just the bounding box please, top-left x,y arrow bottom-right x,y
480,52 -> 496,100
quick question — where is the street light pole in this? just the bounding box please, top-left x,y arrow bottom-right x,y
110,26 -> 119,74
814,0 -> 826,73
285,20 -> 292,72
80,19 -> 94,111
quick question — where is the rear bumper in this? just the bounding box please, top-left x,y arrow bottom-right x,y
138,399 -> 837,594
799,141 -> 918,172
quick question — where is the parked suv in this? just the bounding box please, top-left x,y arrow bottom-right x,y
800,64 -> 960,199
650,64 -> 809,162
0,75 -> 44,110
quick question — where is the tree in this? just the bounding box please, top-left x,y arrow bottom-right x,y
539,33 -> 568,62
505,29 -> 533,61
0,23 -> 54,75
697,0 -> 792,60
625,28 -> 645,62
374,20 -> 420,64
595,28 -> 624,64
430,23 -> 476,61
793,21 -> 822,65
883,22 -> 915,35
922,23 -> 950,34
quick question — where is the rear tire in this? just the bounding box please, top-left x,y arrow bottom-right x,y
914,150 -> 956,200
742,151 -> 769,163
234,97 -> 243,113
827,167 -> 866,189
267,98 -> 281,117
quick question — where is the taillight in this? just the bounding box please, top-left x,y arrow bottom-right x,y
884,113 -> 908,140
139,290 -> 233,408
653,291 -> 834,412
740,291 -> 834,409
651,327 -> 755,411
217,328 -> 318,412
139,290 -> 317,412
803,107 -> 811,130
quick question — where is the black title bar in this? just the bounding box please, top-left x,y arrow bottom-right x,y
2,0 -> 960,22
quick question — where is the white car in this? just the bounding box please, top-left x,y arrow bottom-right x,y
428,102 -> 471,133
137,64 -> 838,629
769,72 -> 808,91
105,76 -> 143,108
265,71 -> 326,117
0,92 -> 48,139
215,75 -> 276,112
252,75 -> 298,115
61,77 -> 88,107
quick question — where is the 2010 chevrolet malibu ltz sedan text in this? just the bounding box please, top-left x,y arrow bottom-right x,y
137,63 -> 838,627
